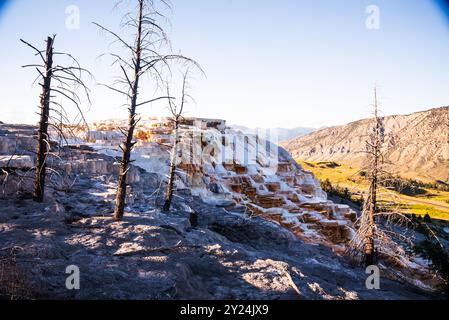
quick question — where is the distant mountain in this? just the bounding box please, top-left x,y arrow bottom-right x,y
230,125 -> 317,142
281,106 -> 449,183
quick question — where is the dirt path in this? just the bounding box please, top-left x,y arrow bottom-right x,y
406,197 -> 449,211
399,195 -> 449,217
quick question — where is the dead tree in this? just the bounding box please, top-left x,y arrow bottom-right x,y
362,87 -> 383,266
349,88 -> 418,268
94,0 -> 201,220
163,72 -> 190,212
21,35 -> 91,203
347,87 -> 385,266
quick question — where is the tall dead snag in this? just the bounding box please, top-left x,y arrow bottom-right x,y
34,37 -> 53,202
349,88 -> 415,268
94,0 -> 201,220
347,87 -> 385,266
21,35 -> 91,203
163,72 -> 190,212
362,87 -> 383,266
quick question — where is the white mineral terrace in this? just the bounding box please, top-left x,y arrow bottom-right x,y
79,118 -> 359,246
0,121 -> 436,291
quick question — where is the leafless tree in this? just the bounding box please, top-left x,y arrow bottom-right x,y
94,0 -> 201,221
21,35 -> 91,203
360,87 -> 383,266
163,72 -> 190,212
349,87 -> 414,267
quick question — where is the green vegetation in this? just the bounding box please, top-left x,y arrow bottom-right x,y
320,178 -> 363,207
413,221 -> 449,297
299,160 -> 449,221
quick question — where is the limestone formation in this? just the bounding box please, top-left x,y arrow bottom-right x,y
82,117 -> 358,246
0,121 -> 442,299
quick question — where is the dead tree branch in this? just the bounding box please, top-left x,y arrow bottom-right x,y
94,0 -> 202,220
21,35 -> 92,202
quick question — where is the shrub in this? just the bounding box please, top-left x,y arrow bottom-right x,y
413,223 -> 449,298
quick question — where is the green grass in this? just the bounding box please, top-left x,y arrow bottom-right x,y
298,160 -> 449,221
405,204 -> 449,220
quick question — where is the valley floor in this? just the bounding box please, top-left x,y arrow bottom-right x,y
298,161 -> 449,221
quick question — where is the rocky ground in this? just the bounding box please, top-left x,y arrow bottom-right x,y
0,124 -> 443,300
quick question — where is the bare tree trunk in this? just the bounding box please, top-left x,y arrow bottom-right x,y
22,34 -> 91,203
364,182 -> 376,266
162,71 -> 189,213
114,0 -> 144,221
349,87 -> 407,267
33,37 -> 54,203
95,1 -> 201,220
364,88 -> 380,266
163,120 -> 179,212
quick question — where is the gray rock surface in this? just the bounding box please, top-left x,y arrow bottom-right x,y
0,123 -> 439,300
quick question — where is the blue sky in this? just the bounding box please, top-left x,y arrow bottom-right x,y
1,0 -> 449,128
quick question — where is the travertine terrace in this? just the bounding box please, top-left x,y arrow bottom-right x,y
83,117 -> 360,248
0,121 -> 440,298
